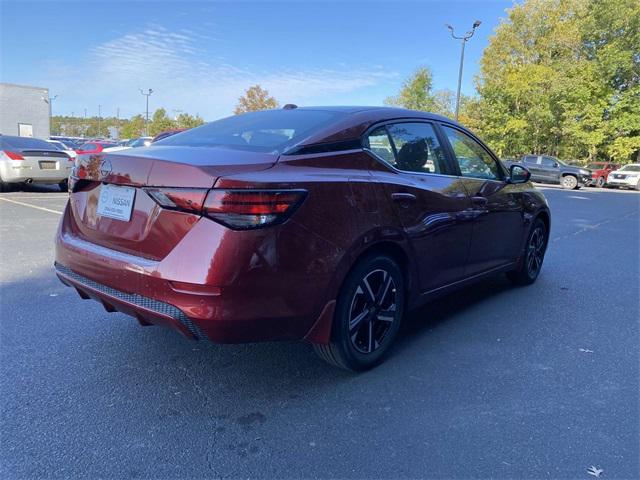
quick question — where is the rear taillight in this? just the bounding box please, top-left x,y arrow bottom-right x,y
203,189 -> 307,230
4,151 -> 24,160
145,188 -> 208,214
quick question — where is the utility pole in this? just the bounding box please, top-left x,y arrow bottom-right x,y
139,88 -> 154,135
445,20 -> 481,121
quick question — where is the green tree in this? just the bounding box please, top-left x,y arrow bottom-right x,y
120,115 -> 145,139
148,108 -> 176,136
234,85 -> 278,114
472,0 -> 640,163
175,112 -> 205,129
385,67 -> 438,111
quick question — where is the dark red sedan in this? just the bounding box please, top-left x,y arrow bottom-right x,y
55,107 -> 550,370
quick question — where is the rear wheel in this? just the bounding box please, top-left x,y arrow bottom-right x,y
596,176 -> 605,188
58,179 -> 69,192
0,181 -> 10,193
635,179 -> 640,191
507,218 -> 548,285
313,254 -> 405,371
561,175 -> 578,190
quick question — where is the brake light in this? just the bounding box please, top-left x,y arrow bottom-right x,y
203,189 -> 307,229
4,151 -> 24,160
145,188 -> 208,214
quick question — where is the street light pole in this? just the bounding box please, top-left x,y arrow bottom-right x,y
139,88 -> 154,135
445,20 -> 481,121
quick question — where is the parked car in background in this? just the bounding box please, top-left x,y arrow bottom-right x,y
585,161 -> 619,187
0,135 -> 73,191
503,155 -> 591,189
55,106 -> 551,371
47,139 -> 77,160
75,141 -> 117,155
151,129 -> 186,143
103,136 -> 153,153
606,164 -> 640,190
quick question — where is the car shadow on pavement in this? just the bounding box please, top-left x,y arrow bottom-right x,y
3,267 -> 518,398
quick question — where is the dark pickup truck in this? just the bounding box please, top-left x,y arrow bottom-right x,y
503,155 -> 591,190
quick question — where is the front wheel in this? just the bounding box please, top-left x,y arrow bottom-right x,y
313,254 -> 405,371
596,176 -> 606,188
507,218 -> 548,285
561,175 -> 578,190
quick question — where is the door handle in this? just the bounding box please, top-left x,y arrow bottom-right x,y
391,192 -> 417,203
471,196 -> 488,207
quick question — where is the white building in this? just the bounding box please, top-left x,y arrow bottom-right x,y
0,82 -> 51,139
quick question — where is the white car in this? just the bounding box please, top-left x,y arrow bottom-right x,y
47,139 -> 77,160
606,163 -> 640,190
103,136 -> 152,153
1,135 -> 73,191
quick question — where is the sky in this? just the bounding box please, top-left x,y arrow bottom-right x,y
0,0 -> 514,121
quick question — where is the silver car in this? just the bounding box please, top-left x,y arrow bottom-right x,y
0,135 -> 73,192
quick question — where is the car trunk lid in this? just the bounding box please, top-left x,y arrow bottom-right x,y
68,146 -> 277,260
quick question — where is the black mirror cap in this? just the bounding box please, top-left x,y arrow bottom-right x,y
509,164 -> 531,184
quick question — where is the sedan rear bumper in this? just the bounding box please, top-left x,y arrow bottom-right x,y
0,158 -> 71,183
54,203 -> 336,344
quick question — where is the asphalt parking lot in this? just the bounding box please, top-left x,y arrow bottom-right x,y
1,184 -> 638,479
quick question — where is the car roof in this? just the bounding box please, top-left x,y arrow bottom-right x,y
290,106 -> 459,146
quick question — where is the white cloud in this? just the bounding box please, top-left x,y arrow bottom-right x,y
45,25 -> 398,119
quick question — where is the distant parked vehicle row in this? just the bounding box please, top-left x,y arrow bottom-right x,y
503,155 -> 592,189
585,161 -> 619,187
606,164 -> 640,190
0,135 -> 73,191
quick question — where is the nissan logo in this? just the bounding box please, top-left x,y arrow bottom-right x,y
99,159 -> 112,177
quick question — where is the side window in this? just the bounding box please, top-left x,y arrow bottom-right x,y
541,157 -> 557,168
524,155 -> 538,164
386,123 -> 446,174
365,126 -> 395,165
442,126 -> 502,180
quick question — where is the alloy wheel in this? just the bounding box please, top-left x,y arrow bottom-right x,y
562,175 -> 578,189
526,226 -> 546,277
348,269 -> 398,354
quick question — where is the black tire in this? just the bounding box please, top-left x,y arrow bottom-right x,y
596,176 -> 605,188
313,254 -> 405,371
0,182 -> 11,193
561,175 -> 578,190
58,179 -> 69,192
507,218 -> 548,286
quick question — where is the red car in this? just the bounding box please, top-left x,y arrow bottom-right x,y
55,107 -> 550,370
75,141 -> 116,155
586,161 -> 619,187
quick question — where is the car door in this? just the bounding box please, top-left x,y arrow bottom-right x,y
439,124 -> 525,275
523,155 -> 544,182
541,156 -> 561,183
364,122 -> 473,293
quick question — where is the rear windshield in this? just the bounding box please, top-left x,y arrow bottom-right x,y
1,136 -> 54,150
155,109 -> 345,153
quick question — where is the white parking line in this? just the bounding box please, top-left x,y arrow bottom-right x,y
0,197 -> 63,215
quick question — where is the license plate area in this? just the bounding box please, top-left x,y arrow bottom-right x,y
97,184 -> 136,222
39,161 -> 57,170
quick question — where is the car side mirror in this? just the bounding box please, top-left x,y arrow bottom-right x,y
509,164 -> 531,184
553,162 -> 560,168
